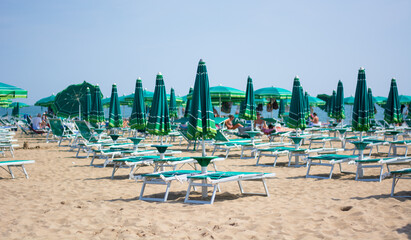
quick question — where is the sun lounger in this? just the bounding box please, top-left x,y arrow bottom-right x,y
388,140 -> 411,157
306,154 -> 358,179
184,171 -> 276,204
255,145 -> 293,167
390,168 -> 411,197
49,119 -> 75,146
354,157 -> 411,182
308,136 -> 343,149
0,160 -> 35,179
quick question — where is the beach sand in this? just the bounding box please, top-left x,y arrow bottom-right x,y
1,134 -> 410,239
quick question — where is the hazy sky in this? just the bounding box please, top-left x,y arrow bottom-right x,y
1,0 -> 410,104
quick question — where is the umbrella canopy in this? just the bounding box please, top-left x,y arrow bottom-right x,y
255,86 -> 292,100
108,84 -> 123,128
352,67 -> 370,132
169,88 -> 178,118
102,98 -> 110,108
90,85 -> 105,124
368,88 -> 375,119
209,85 -> 245,102
187,59 -> 217,144
130,78 -> 147,130
52,81 -> 98,119
306,95 -> 326,106
287,76 -> 306,130
399,95 -> 411,104
384,78 -> 402,124
239,76 -> 257,121
8,102 -> 29,108
83,88 -> 91,122
184,87 -> 193,118
328,90 -> 336,118
0,82 -> 28,99
12,102 -> 20,117
334,80 -> 345,121
344,96 -> 355,105
0,99 -> 12,108
278,98 -> 286,118
147,73 -> 171,136
34,94 -> 55,107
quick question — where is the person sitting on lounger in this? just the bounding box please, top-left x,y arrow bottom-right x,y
225,115 -> 243,130
309,112 -> 320,127
255,112 -> 268,132
31,113 -> 46,130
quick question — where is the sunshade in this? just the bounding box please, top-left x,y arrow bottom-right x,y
328,90 -> 336,118
184,87 -> 193,118
317,94 -> 331,111
0,82 -> 28,99
278,98 -> 286,118
108,84 -> 123,128
0,99 -> 11,108
287,76 -> 306,130
384,78 -> 402,124
147,73 -> 171,136
83,88 -> 91,122
344,96 -> 355,105
169,88 -> 178,118
255,86 -> 292,99
304,92 -> 310,120
102,98 -> 111,108
352,67 -> 370,132
399,95 -> 411,104
306,95 -> 326,106
12,102 -> 20,117
52,81 -> 98,119
9,102 -> 29,108
368,88 -> 375,119
130,78 -> 147,130
334,80 -> 345,121
187,59 -> 217,153
89,85 -> 105,124
239,76 -> 257,121
373,96 -> 387,105
34,94 -> 55,107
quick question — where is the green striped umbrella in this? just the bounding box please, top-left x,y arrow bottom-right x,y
278,98 -> 286,118
255,86 -> 292,99
184,87 -> 193,118
147,73 -> 171,136
328,90 -> 336,118
130,78 -> 146,130
384,78 -> 402,125
399,95 -> 411,104
0,99 -> 11,108
352,67 -> 370,132
304,92 -> 310,120
240,76 -> 257,122
9,102 -> 29,108
334,80 -> 345,121
169,88 -> 178,118
52,81 -> 98,119
368,88 -> 375,119
83,87 -> 91,122
108,84 -> 123,128
34,94 -> 55,107
0,82 -> 28,99
90,85 -> 105,124
306,95 -> 326,106
187,59 -> 217,156
287,76 -> 306,131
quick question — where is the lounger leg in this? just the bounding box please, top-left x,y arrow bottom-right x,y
90,152 -> 97,166
21,165 -> 29,179
7,166 -> 15,178
306,160 -> 312,178
273,155 -> 279,167
328,165 -> 335,179
212,146 -> 217,156
111,163 -> 119,179
391,174 -> 398,197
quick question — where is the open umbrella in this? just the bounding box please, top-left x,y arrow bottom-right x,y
147,73 -> 171,137
169,88 -> 178,119
0,82 -> 28,100
9,102 -> 29,108
344,96 -> 355,105
384,78 -> 402,125
90,85 -> 105,124
0,99 -> 11,108
184,87 -> 193,118
399,95 -> 411,105
287,76 -> 306,131
368,88 -> 375,119
34,94 -> 55,107
334,80 -> 345,122
255,86 -> 292,100
130,78 -> 147,130
52,81 -> 98,119
108,84 -> 123,128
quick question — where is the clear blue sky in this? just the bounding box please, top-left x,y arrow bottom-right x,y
1,0 -> 410,104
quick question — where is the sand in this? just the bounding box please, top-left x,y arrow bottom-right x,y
0,133 -> 410,239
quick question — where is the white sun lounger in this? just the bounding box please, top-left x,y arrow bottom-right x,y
0,160 -> 35,179
306,154 -> 358,179
390,168 -> 411,197
354,157 -> 411,182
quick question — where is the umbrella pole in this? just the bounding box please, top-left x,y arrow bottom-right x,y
202,136 -> 206,157
79,103 -> 82,120
201,136 -> 208,198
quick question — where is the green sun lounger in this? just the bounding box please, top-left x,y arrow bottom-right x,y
390,168 -> 411,197
0,160 -> 35,179
306,154 -> 358,179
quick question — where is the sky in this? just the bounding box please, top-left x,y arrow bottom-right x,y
0,0 -> 410,104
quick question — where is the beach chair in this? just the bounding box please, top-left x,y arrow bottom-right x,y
390,168 -> 411,197
48,119 -> 75,146
388,140 -> 411,157
0,160 -> 35,179
306,154 -> 358,179
308,136 -> 343,149
255,145 -> 293,167
354,157 -> 411,182
178,130 -> 198,150
211,130 -> 255,158
184,171 -> 276,204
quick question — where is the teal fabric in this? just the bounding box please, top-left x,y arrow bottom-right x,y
184,87 -> 193,118
239,76 -> 257,120
169,88 -> 178,118
334,80 -> 345,121
147,73 -> 171,136
368,88 -> 375,119
89,85 -> 105,124
352,68 -> 370,131
384,78 -> 402,124
130,78 -> 147,130
287,76 -> 306,130
108,84 -> 123,128
83,87 -> 91,122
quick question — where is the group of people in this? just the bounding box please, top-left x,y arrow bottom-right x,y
26,113 -> 47,130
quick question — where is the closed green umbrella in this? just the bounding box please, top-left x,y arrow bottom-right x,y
169,88 -> 178,119
83,87 -> 91,122
147,73 -> 171,137
240,76 -> 257,122
352,67 -> 370,133
130,78 -> 146,130
384,78 -> 402,125
287,76 -> 306,131
328,90 -> 336,118
12,102 -> 20,118
34,94 -> 55,107
334,80 -> 345,122
90,85 -> 105,124
368,88 -> 375,119
52,81 -> 97,119
187,59 -> 217,156
278,98 -> 286,118
184,87 -> 193,118
304,92 -> 310,120
0,82 -> 28,99
108,84 -> 123,128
